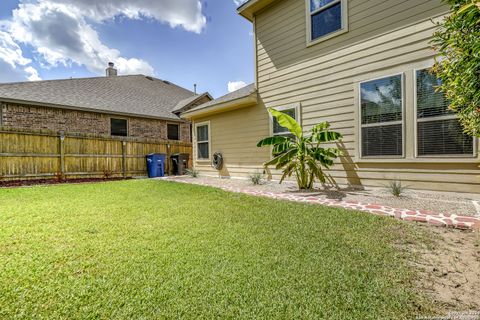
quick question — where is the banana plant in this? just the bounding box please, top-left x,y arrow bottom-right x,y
257,108 -> 343,190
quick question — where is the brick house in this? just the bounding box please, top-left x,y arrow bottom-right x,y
0,63 -> 212,142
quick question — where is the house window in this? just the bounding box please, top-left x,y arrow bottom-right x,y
272,105 -> 300,139
110,118 -> 128,136
360,74 -> 403,157
196,123 -> 210,160
167,123 -> 180,140
416,69 -> 473,156
307,0 -> 347,43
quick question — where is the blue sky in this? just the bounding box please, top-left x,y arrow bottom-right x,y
0,0 -> 252,98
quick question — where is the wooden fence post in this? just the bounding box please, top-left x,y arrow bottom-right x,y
122,140 -> 127,178
59,131 -> 65,179
166,143 -> 171,175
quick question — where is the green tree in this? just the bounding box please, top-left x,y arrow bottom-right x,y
432,0 -> 480,137
257,108 -> 342,190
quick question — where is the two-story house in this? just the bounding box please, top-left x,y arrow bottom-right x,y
181,0 -> 479,193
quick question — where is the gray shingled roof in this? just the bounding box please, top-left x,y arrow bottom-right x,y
0,75 -> 196,120
172,92 -> 211,113
184,83 -> 256,114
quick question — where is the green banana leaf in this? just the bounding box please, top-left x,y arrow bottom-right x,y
269,108 -> 303,139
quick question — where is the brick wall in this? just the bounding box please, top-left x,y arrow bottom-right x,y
0,103 -> 191,142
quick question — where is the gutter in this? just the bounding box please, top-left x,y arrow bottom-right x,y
181,94 -> 258,119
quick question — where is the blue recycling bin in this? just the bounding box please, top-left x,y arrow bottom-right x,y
146,153 -> 166,178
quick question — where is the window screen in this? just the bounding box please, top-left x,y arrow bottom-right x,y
167,124 -> 179,140
310,0 -> 343,41
111,118 -> 128,136
416,69 -> 473,156
196,124 -> 209,159
360,75 -> 403,157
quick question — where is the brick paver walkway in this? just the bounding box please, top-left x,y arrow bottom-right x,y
163,177 -> 480,231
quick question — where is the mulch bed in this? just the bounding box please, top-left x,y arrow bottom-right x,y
0,177 -> 131,188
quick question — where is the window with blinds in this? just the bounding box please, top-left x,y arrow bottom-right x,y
416,69 -> 473,156
360,75 -> 403,157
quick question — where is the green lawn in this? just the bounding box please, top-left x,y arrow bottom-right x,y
0,180 -> 427,319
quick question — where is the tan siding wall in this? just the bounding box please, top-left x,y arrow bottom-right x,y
252,0 -> 480,193
193,104 -> 271,178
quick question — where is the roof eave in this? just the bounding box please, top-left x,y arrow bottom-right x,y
181,94 -> 258,119
0,97 -> 186,123
173,92 -> 214,114
237,0 -> 277,21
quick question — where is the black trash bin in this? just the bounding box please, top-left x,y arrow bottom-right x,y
170,153 -> 190,175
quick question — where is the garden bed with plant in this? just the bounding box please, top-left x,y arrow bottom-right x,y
165,176 -> 479,217
0,177 -> 130,188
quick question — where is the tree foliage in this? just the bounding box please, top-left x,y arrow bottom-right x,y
432,0 -> 480,137
257,108 -> 343,190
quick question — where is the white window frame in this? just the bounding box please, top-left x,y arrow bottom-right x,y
270,103 -> 301,137
413,68 -> 476,158
358,73 -> 406,159
110,117 -> 129,137
306,0 -> 348,47
194,121 -> 211,161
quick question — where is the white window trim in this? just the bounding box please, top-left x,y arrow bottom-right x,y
305,0 -> 348,47
358,73 -> 406,160
194,121 -> 211,161
167,122 -> 180,141
269,103 -> 302,137
413,68 -> 477,158
110,117 -> 129,137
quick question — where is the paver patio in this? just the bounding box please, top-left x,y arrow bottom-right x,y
163,176 -> 480,230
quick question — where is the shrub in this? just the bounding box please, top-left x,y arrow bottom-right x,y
249,171 -> 263,185
387,181 -> 406,197
53,171 -> 64,182
186,169 -> 199,178
103,170 -> 114,180
257,108 -> 342,190
432,0 -> 480,137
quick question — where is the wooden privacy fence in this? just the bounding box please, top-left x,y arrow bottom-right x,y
0,128 -> 192,181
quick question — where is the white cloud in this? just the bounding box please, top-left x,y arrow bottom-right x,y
7,2 -> 154,76
233,0 -> 248,6
228,80 -> 247,93
0,0 -> 206,80
0,30 -> 41,82
25,66 -> 42,81
46,0 -> 207,34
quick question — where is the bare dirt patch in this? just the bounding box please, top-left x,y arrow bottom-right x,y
412,225 -> 480,314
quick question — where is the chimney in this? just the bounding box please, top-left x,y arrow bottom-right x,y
194,84 -> 197,94
106,62 -> 117,77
